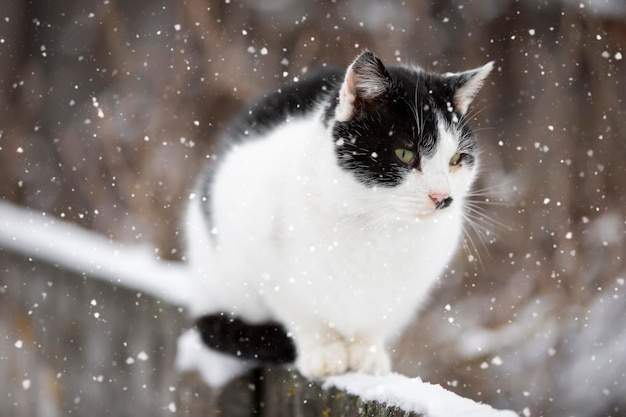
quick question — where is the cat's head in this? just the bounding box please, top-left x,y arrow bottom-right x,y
329,51 -> 493,219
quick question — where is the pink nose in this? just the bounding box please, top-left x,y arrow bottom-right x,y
429,192 -> 453,209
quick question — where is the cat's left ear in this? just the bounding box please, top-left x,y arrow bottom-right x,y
447,61 -> 495,115
335,51 -> 391,122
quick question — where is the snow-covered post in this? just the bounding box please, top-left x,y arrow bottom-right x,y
261,366 -> 423,417
260,366 -> 517,417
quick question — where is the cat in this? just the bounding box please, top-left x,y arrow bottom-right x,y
184,50 -> 493,379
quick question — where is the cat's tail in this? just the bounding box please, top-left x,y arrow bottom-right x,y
175,312 -> 296,387
195,313 -> 296,363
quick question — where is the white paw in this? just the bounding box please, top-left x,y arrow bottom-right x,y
348,343 -> 391,375
296,342 -> 348,378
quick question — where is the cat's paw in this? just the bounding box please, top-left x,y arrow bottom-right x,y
348,343 -> 391,375
296,342 -> 348,378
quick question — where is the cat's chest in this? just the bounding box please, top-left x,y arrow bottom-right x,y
270,213 -> 461,333
283,211 -> 461,282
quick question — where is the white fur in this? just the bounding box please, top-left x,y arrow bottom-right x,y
184,106 -> 477,378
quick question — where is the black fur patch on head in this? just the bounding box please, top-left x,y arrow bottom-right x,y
330,66 -> 478,187
228,67 -> 342,141
195,313 -> 296,364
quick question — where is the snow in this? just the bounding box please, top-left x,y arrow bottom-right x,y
0,201 -> 192,307
325,373 -> 519,417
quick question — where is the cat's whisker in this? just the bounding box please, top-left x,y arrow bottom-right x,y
463,203 -> 512,232
460,213 -> 505,271
459,202 -> 505,271
466,126 -> 496,136
409,81 -> 424,138
465,197 -> 509,207
463,212 -> 496,247
468,177 -> 518,197
460,222 -> 486,270
461,189 -> 510,247
462,214 -> 504,246
456,103 -> 493,132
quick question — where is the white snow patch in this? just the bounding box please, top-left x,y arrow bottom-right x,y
324,373 -> 518,417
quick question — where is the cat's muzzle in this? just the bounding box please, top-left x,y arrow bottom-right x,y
435,196 -> 453,210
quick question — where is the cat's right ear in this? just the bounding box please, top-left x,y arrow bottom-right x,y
335,51 -> 390,122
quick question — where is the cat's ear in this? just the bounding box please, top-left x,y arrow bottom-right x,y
335,51 -> 390,122
447,61 -> 494,115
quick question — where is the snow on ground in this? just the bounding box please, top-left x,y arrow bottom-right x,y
0,201 -> 518,416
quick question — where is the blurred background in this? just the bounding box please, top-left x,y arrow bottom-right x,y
1,0 -> 625,416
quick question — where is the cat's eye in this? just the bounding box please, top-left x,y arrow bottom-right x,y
394,148 -> 415,165
449,152 -> 465,166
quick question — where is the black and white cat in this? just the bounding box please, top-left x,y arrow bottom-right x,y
184,51 -> 493,379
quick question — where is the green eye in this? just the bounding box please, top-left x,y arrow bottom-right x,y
449,152 -> 464,166
394,148 -> 415,165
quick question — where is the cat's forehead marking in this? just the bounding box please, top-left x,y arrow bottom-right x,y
436,118 -> 460,157
418,118 -> 457,165
411,101 -> 448,159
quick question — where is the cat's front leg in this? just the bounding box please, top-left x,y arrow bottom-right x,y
293,327 -> 349,378
347,337 -> 391,375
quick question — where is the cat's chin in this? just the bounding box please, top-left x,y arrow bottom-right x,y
413,211 -> 439,222
409,207 -> 455,222
391,210 -> 437,223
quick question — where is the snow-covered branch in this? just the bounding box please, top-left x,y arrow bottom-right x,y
0,201 -> 191,307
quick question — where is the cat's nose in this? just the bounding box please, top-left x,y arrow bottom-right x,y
429,193 -> 453,210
